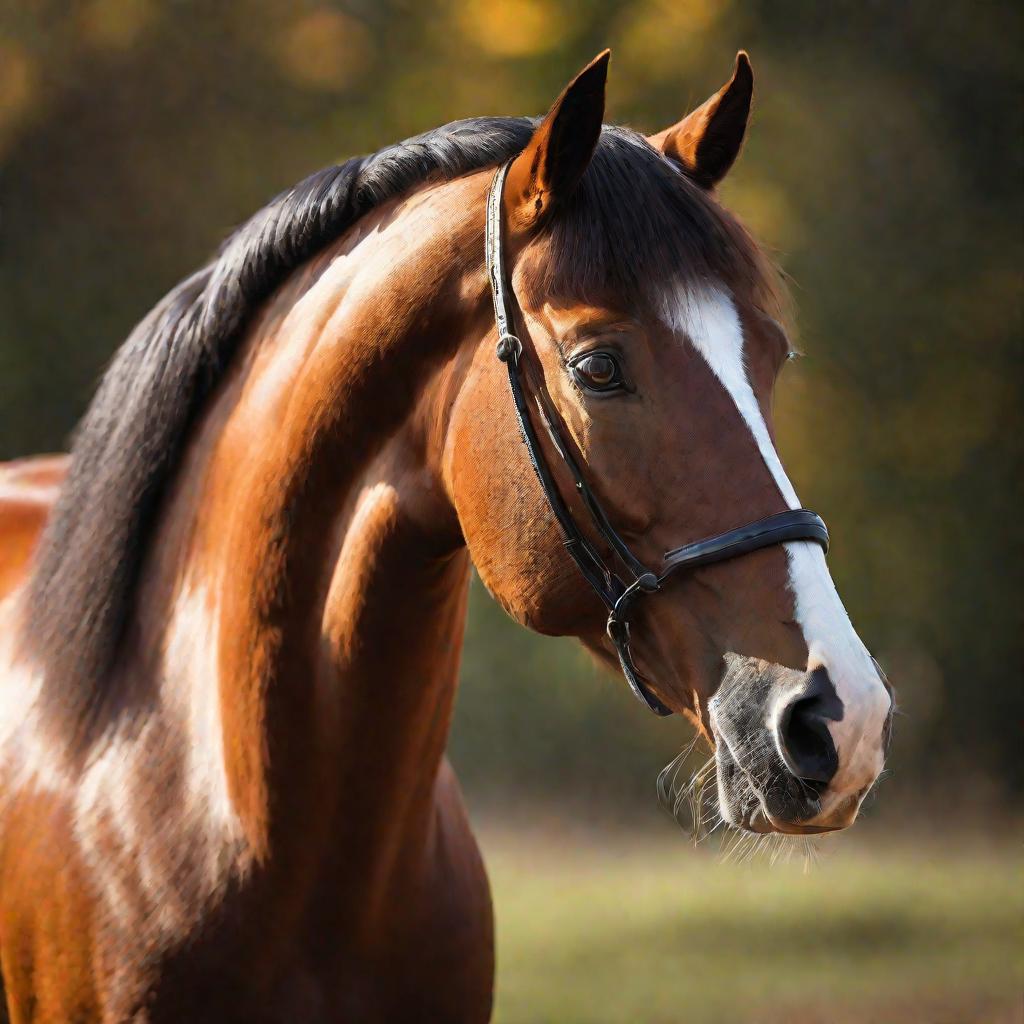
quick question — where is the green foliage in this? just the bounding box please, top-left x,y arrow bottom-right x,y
0,2 -> 1020,803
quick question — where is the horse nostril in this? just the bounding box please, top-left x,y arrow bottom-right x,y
777,689 -> 839,787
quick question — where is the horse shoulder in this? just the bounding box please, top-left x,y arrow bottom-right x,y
0,455 -> 67,601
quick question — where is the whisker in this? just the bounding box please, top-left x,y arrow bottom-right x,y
658,735 -> 720,844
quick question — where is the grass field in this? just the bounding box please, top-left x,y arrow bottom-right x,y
478,821 -> 1023,1024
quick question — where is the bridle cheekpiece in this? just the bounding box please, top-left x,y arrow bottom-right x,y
485,159 -> 829,716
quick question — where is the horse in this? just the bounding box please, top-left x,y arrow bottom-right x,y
0,51 -> 892,1022
0,457 -> 66,602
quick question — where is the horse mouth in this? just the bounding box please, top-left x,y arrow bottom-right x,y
658,738 -> 851,840
738,804 -> 842,836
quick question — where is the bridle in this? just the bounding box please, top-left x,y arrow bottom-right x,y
485,159 -> 830,717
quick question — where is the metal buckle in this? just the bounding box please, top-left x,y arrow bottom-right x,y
496,333 -> 522,364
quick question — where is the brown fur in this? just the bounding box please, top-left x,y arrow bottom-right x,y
0,457 -> 65,600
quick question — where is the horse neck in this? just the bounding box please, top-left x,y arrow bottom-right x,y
146,174 -> 489,876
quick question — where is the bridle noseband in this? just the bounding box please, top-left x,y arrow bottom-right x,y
485,160 -> 829,717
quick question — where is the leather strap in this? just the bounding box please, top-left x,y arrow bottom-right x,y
662,510 -> 829,575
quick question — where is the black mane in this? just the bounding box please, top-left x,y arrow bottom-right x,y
24,116 -> 778,742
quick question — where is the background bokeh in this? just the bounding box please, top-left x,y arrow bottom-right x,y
1,2 -> 1020,1021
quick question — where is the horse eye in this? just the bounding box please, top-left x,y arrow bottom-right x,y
570,352 -> 623,393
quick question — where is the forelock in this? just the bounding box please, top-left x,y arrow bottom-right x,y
522,125 -> 786,324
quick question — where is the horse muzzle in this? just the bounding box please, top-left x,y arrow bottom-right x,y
709,654 -> 889,834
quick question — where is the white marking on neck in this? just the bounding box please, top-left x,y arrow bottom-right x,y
0,599 -> 63,796
0,580 -> 246,938
69,582 -> 245,934
662,284 -> 891,811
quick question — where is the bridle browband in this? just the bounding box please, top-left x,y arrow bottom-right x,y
485,159 -> 830,717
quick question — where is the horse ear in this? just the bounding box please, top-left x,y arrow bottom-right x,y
648,52 -> 753,190
504,50 -> 609,236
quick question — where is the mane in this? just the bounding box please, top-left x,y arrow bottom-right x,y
23,116 -> 782,743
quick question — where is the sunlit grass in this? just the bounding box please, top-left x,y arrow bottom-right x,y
479,823 -> 1023,1024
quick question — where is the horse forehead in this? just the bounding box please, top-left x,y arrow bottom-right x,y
527,300 -> 635,337
520,289 -> 766,429
523,282 -> 759,350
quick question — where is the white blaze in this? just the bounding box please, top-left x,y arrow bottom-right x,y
663,284 -> 891,813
